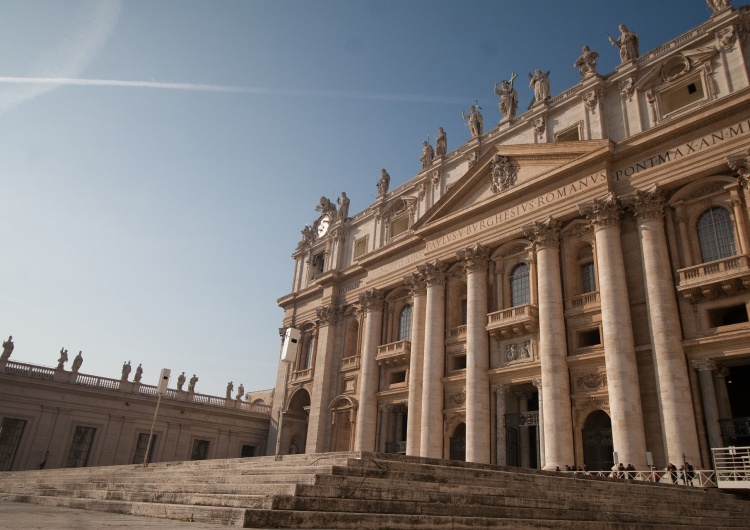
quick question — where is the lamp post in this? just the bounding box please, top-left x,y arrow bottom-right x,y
143,368 -> 170,467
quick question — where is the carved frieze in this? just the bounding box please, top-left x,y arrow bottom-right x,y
504,341 -> 531,363
583,91 -> 598,113
619,77 -> 635,101
575,372 -> 608,392
534,117 -> 545,139
525,216 -> 562,249
716,26 -> 736,49
448,391 -> 466,407
489,154 -> 519,194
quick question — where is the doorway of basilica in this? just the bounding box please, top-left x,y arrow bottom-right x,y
722,364 -> 750,446
285,388 -> 310,454
582,410 -> 613,471
449,423 -> 466,461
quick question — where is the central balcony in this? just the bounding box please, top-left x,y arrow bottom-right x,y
486,304 -> 538,338
376,340 -> 411,367
677,255 -> 750,303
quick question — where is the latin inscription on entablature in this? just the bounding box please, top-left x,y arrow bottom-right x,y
613,119 -> 750,181
338,279 -> 362,296
367,250 -> 425,281
426,170 -> 607,251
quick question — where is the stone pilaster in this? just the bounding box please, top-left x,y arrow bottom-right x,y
525,217 -> 574,470
493,384 -> 509,466
691,359 -> 723,449
713,366 -> 733,421
305,305 -> 343,453
580,194 -> 648,467
354,289 -> 385,452
458,244 -> 491,464
404,271 -> 427,456
625,188 -> 701,464
419,260 -> 447,458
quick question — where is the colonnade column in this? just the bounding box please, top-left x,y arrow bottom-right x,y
305,305 -> 343,453
404,272 -> 427,456
690,359 -> 723,449
493,384 -> 509,466
532,377 -> 545,469
518,392 -> 531,468
625,188 -> 701,465
458,243 -> 491,464
525,217 -> 574,470
714,366 -> 733,421
581,194 -> 648,467
419,260 -> 447,458
354,288 -> 385,452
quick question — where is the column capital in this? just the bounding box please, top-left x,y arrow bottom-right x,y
579,192 -> 622,230
315,305 -> 344,326
359,288 -> 385,312
404,271 -> 427,297
691,358 -> 718,372
492,383 -> 510,395
525,216 -> 562,249
531,377 -> 543,394
623,187 -> 666,224
714,366 -> 730,378
419,259 -> 448,286
457,243 -> 490,272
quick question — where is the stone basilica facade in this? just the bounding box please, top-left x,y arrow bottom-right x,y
269,2 -> 750,472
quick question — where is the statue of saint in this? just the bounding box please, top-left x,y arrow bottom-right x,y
134,363 -> 143,383
420,140 -> 434,170
608,25 -> 639,63
237,383 -> 245,400
377,169 -> 390,196
188,374 -> 198,393
177,371 -> 186,391
435,127 -> 447,158
707,0 -> 731,14
226,381 -> 234,399
574,46 -> 599,77
461,105 -> 483,138
1,336 -> 13,361
494,73 -> 518,120
528,70 -> 551,105
337,192 -> 350,220
57,348 -> 68,369
121,360 -> 132,381
71,351 -> 83,372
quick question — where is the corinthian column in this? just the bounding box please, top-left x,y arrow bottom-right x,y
525,217 -> 574,470
580,194 -> 647,467
458,243 -> 491,464
404,271 -> 427,456
419,260 -> 447,458
690,359 -> 723,449
306,305 -> 343,453
354,288 -> 385,452
625,188 -> 700,464
493,383 -> 509,465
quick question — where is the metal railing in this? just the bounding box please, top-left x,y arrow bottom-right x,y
712,446 -> 750,489
561,468 -> 716,487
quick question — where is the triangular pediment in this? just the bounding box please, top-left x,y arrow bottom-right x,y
413,140 -> 612,234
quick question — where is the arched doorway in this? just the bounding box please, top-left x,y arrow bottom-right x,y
582,410 -> 613,471
285,388 -> 310,454
328,395 -> 358,452
449,423 -> 466,461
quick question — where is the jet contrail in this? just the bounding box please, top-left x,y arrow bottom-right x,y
0,76 -> 468,105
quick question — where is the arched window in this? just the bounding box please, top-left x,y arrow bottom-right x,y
398,305 -> 412,341
302,337 -> 314,369
510,263 -> 530,307
697,207 -> 736,263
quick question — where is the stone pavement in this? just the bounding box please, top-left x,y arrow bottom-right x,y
0,500 -> 234,530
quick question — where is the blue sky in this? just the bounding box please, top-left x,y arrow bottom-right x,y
0,0 -> 715,396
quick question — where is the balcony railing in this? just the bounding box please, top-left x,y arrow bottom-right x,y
340,356 -> 360,371
291,367 -> 314,383
376,340 -> 411,366
2,361 -> 55,381
445,325 -> 467,342
486,304 -> 538,338
565,291 -> 600,312
677,255 -> 750,302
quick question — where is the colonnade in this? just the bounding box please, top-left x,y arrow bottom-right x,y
351,189 -> 702,469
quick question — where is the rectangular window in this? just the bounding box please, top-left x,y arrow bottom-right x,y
190,439 -> 210,461
311,253 -> 325,276
132,433 -> 158,465
662,78 -> 704,114
556,125 -> 580,142
353,237 -> 368,259
390,216 -> 409,238
66,426 -> 96,468
577,328 -> 602,348
389,370 -> 407,385
241,445 -> 256,458
581,262 -> 596,293
451,354 -> 467,371
0,418 -> 27,471
708,304 -> 749,328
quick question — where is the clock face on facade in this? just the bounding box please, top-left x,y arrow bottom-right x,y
317,214 -> 330,238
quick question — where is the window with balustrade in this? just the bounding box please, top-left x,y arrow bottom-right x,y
510,263 -> 530,307
697,207 -> 737,263
398,305 -> 412,341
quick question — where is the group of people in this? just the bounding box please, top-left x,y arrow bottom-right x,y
556,461 -> 697,485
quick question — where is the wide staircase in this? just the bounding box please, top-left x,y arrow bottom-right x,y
1,451 -> 749,529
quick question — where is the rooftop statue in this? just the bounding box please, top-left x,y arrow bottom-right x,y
72,351 -> 83,372
337,192 -> 350,220
134,363 -> 143,383
57,348 -> 68,369
226,381 -> 234,399
435,127 -> 447,158
494,73 -> 518,120
121,360 -> 132,381
528,70 -> 551,106
608,24 -> 639,63
188,374 -> 198,393
315,196 -> 337,216
461,105 -> 483,138
708,0 -> 731,13
177,371 -> 186,391
1,336 -> 13,361
377,169 -> 390,196
237,383 -> 245,400
574,46 -> 599,77
420,140 -> 434,170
